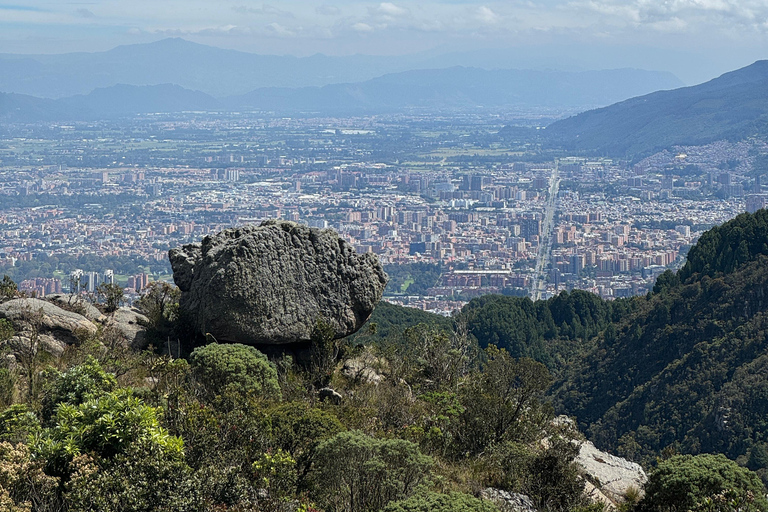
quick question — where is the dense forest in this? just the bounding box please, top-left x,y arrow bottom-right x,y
4,210 -> 768,510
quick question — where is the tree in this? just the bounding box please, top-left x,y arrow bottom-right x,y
96,283 -> 124,313
639,454 -> 768,512
0,275 -> 18,302
458,346 -> 552,454
135,281 -> 180,329
189,343 -> 280,401
311,430 -> 433,512
41,356 -> 117,421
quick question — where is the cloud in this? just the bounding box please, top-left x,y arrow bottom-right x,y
352,22 -> 374,32
316,4 -> 341,16
75,8 -> 95,18
475,5 -> 499,24
232,4 -> 294,18
374,2 -> 409,17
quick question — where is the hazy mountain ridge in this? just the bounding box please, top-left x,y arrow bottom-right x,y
0,65 -> 683,121
545,60 -> 768,157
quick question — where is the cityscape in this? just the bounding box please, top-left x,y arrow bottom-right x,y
0,113 -> 762,314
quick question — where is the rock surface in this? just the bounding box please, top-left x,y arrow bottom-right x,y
575,440 -> 647,503
318,387 -> 343,405
169,221 -> 387,345
0,298 -> 98,356
0,298 -> 97,340
104,307 -> 149,349
45,293 -> 106,323
480,488 -> 536,512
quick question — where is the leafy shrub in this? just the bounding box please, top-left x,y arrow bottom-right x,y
65,440 -> 200,512
35,388 -> 183,477
41,356 -> 117,421
310,430 -> 433,512
0,405 -> 40,444
190,343 -> 280,400
382,490 -> 499,512
639,454 -> 768,512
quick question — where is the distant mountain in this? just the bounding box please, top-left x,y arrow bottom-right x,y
0,38 -> 683,104
0,84 -> 219,122
0,65 -> 683,121
227,67 -> 683,113
0,38 -> 428,99
545,60 -> 768,157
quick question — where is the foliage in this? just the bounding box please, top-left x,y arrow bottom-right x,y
679,209 -> 768,282
34,388 -> 184,477
64,441 -> 200,512
0,276 -> 18,302
0,405 -> 40,444
382,490 -> 499,512
95,283 -> 124,313
310,430 -> 433,512
639,454 -> 768,512
0,441 -> 59,512
458,346 -> 552,454
41,356 -> 117,420
189,342 -> 280,401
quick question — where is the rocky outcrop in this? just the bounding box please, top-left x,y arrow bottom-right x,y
45,293 -> 106,323
576,440 -> 647,503
480,488 -> 536,512
318,387 -> 343,405
0,298 -> 98,357
104,307 -> 149,349
169,221 -> 387,346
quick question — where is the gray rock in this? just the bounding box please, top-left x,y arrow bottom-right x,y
169,221 -> 387,345
0,298 -> 98,346
104,307 -> 149,349
45,293 -> 106,323
342,354 -> 384,384
575,440 -> 647,503
480,488 -> 536,512
318,387 -> 343,405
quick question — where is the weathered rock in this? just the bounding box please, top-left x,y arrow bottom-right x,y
45,294 -> 106,323
318,387 -> 343,405
480,488 -> 536,512
169,221 -> 387,345
104,307 -> 149,349
341,353 -> 385,384
0,298 -> 98,346
575,440 -> 647,503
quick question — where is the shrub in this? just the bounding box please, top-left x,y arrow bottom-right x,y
311,430 -> 433,512
34,388 -> 183,477
640,454 -> 768,512
41,356 -> 117,421
189,343 -> 280,400
382,490 -> 499,512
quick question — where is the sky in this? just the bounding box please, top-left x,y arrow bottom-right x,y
1,0 -> 768,84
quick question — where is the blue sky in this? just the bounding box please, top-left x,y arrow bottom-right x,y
1,0 -> 767,83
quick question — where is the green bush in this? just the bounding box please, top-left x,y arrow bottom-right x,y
0,404 -> 40,443
34,388 -> 183,477
382,490 -> 499,512
311,430 -> 433,512
640,454 -> 768,512
42,356 -> 117,421
189,343 -> 280,400
65,440 -> 200,512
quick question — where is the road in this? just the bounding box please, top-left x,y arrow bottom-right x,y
530,162 -> 560,301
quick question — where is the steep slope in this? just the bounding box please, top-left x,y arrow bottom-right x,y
545,60 -> 768,157
552,209 -> 768,471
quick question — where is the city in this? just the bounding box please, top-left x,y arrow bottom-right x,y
0,113 -> 761,313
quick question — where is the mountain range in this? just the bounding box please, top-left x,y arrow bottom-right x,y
0,67 -> 683,122
545,60 -> 768,157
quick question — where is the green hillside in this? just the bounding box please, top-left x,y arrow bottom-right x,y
545,60 -> 768,157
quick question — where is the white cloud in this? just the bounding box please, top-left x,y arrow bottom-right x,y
316,5 -> 341,16
475,5 -> 500,24
375,2 -> 409,17
352,22 -> 374,32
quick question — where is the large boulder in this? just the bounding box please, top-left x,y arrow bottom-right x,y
575,440 -> 647,503
169,221 -> 387,345
45,293 -> 106,323
103,307 -> 149,349
0,298 -> 98,349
